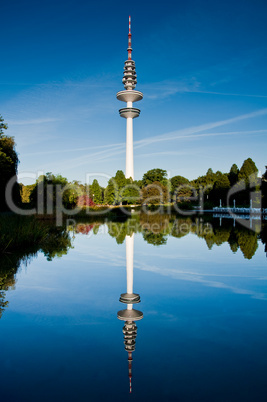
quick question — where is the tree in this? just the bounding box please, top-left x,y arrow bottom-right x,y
135,180 -> 143,189
114,170 -> 127,204
170,175 -> 191,202
30,173 -> 75,211
238,158 -> 258,185
191,169 -> 216,196
142,168 -> 168,186
104,178 -> 115,205
206,168 -> 214,176
90,179 -> 102,204
229,164 -> 239,186
114,170 -> 127,188
141,181 -> 169,205
103,171 -> 128,205
210,174 -> 231,204
76,195 -> 94,207
234,158 -> 259,206
170,175 -> 189,193
120,179 -> 141,205
0,115 -> 8,135
0,116 -> 21,210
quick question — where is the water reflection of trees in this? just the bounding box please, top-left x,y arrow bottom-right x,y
197,223 -> 258,260
260,224 -> 267,257
1,215 -> 265,318
0,225 -> 72,318
76,214 -> 263,260
0,256 -> 17,318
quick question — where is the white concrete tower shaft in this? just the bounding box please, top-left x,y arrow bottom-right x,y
117,16 -> 143,180
118,233 -> 142,306
126,118 -> 134,179
126,234 -> 134,294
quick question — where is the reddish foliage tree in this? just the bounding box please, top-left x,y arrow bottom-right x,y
76,195 -> 95,207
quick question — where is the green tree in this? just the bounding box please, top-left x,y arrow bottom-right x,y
135,180 -> 143,188
114,170 -> 127,204
30,173 -> 73,211
0,115 -> 8,135
170,175 -> 189,193
206,168 -> 214,176
229,163 -> 239,186
120,179 -> 141,205
114,170 -> 127,188
190,169 -> 216,198
238,158 -> 258,185
64,181 -> 83,208
104,171 -> 128,205
141,181 -> 169,205
0,116 -> 21,210
210,173 -> 231,204
170,175 -> 191,203
90,179 -> 102,204
142,168 -> 168,186
234,158 -> 258,206
104,178 -> 115,205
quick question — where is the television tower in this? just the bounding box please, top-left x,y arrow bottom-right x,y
117,16 -> 143,180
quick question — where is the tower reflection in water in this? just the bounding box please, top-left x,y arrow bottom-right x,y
117,234 -> 143,393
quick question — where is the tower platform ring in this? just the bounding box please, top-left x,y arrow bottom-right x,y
119,107 -> 140,119
117,309 -> 144,321
119,292 -> 141,304
117,90 -> 143,102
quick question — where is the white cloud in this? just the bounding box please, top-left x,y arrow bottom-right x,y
134,109 -> 267,149
8,117 -> 61,126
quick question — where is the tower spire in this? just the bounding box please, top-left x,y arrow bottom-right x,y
128,16 -> 132,60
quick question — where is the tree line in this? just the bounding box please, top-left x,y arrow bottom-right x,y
20,161 -> 264,210
0,114 -> 266,211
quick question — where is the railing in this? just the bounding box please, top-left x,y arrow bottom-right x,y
213,213 -> 264,220
212,207 -> 267,215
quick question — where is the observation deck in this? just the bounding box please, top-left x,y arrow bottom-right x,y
117,90 -> 143,103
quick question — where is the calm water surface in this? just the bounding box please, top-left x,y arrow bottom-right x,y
0,216 -> 267,401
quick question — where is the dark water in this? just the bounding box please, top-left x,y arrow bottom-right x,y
0,215 -> 267,401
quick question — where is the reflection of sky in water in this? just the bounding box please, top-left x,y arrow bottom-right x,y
1,226 -> 267,401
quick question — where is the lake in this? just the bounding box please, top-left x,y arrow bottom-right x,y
0,214 -> 267,401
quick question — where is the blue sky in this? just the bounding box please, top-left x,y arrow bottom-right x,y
1,0 -> 267,186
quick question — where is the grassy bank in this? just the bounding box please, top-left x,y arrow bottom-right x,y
0,214 -> 61,253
